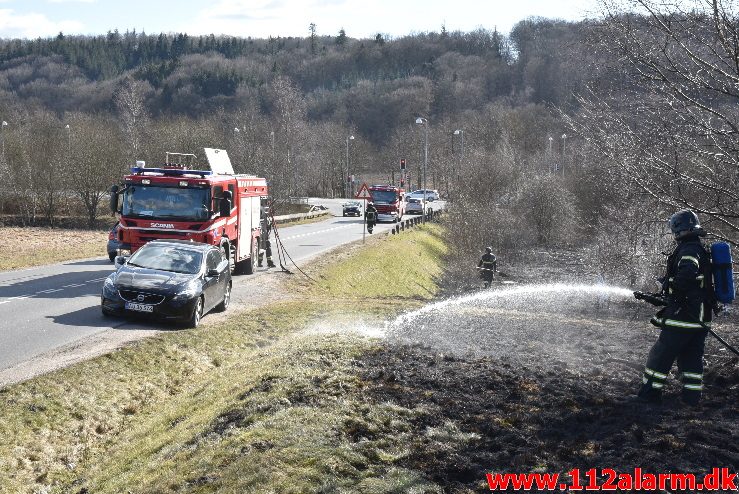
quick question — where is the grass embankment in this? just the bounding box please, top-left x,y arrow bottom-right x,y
0,227 -> 109,270
0,224 -> 447,493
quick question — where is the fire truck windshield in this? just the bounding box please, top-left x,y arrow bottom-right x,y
370,190 -> 397,204
122,185 -> 211,221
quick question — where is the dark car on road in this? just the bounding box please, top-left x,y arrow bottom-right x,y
101,240 -> 232,328
106,222 -> 130,262
342,201 -> 362,217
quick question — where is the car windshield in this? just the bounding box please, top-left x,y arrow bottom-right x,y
127,244 -> 203,274
370,190 -> 397,204
345,202 -> 360,207
122,185 -> 211,221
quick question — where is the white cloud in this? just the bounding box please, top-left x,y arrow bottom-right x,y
0,9 -> 84,38
180,0 -> 601,39
181,0 -> 350,37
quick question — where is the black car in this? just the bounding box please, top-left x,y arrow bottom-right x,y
106,222 -> 130,262
101,240 -> 232,328
342,201 -> 362,217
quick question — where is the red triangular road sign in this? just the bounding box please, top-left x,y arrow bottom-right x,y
355,183 -> 371,199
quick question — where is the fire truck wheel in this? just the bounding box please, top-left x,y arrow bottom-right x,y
244,238 -> 256,275
186,297 -> 204,328
215,281 -> 232,312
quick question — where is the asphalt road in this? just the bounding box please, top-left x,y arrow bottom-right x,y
0,198 -> 422,373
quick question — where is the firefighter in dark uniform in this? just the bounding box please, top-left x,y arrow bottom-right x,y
365,202 -> 377,234
258,205 -> 276,268
478,247 -> 497,288
636,210 -> 713,405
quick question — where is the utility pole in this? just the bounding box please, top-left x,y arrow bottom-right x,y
415,117 -> 429,223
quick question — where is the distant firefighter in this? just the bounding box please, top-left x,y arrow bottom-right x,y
365,202 -> 377,234
478,246 -> 497,288
258,206 -> 276,268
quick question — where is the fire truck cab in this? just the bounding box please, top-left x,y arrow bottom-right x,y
109,148 -> 267,275
369,185 -> 405,222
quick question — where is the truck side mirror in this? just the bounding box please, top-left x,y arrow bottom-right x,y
109,185 -> 119,213
220,190 -> 233,217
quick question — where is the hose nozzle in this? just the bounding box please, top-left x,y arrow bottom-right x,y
634,291 -> 667,306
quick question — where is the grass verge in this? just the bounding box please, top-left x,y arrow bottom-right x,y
0,227 -> 109,271
0,224 -> 447,493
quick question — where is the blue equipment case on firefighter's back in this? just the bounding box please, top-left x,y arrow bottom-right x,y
711,242 -> 735,304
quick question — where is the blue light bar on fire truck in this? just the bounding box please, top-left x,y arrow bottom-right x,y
130,167 -> 213,178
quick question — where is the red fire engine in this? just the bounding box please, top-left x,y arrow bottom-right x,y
109,148 -> 267,274
368,185 -> 405,222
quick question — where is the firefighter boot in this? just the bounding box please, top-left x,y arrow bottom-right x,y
258,249 -> 265,267
680,372 -> 703,406
636,369 -> 666,405
267,257 -> 276,268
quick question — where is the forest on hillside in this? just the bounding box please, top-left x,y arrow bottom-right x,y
0,0 -> 736,287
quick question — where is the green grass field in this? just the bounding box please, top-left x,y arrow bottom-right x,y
0,226 -> 110,271
0,224 -> 447,493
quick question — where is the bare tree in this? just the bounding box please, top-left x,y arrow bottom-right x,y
114,76 -> 152,160
575,0 -> 739,243
67,113 -> 127,227
271,76 -> 307,198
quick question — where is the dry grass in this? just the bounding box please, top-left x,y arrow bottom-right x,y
0,224 -> 448,493
0,226 -> 110,270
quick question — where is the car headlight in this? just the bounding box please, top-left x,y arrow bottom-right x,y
102,276 -> 118,297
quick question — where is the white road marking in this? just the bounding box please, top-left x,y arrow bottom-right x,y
280,224 -> 355,241
0,277 -> 106,306
0,295 -> 32,304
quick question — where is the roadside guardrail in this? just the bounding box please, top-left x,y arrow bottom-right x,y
273,209 -> 330,225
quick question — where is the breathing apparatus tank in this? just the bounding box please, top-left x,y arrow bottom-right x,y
711,242 -> 735,304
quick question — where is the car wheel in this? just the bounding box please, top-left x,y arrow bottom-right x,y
215,281 -> 232,312
187,297 -> 204,328
102,306 -> 115,317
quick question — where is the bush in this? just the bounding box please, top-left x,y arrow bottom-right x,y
515,174 -> 579,246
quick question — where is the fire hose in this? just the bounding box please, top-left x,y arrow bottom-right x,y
633,291 -> 739,357
266,200 -> 322,285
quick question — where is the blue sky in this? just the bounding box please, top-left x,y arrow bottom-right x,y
0,0 -> 603,39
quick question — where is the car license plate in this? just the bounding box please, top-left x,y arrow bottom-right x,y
125,302 -> 154,313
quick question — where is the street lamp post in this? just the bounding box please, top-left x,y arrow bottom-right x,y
1,121 -> 7,164
453,129 -> 464,161
345,135 -> 354,198
561,133 -> 567,177
453,129 -> 464,201
65,124 -> 71,168
415,117 -> 428,223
